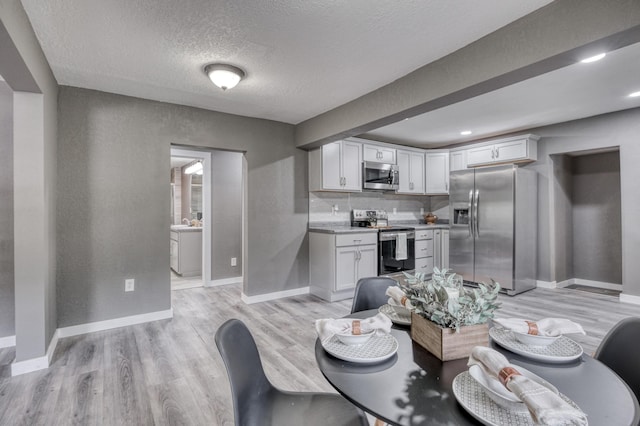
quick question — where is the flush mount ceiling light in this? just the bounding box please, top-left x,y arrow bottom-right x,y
185,161 -> 203,175
629,91 -> 640,98
580,53 -> 606,63
460,130 -> 472,136
204,63 -> 245,90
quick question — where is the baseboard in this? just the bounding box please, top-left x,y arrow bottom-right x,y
620,293 -> 640,305
571,278 -> 622,291
206,276 -> 243,287
536,280 -> 557,289
46,329 -> 59,365
241,286 -> 310,304
0,335 -> 16,348
11,354 -> 48,376
57,308 -> 174,338
556,279 -> 572,288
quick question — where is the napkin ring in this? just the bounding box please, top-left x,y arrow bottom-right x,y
526,321 -> 539,335
499,367 -> 522,386
352,320 -> 361,335
401,296 -> 408,307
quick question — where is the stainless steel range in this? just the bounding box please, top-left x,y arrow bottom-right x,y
351,209 -> 415,275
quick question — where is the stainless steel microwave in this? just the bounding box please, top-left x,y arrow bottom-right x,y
362,161 -> 399,191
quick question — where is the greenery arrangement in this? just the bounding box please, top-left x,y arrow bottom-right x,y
401,268 -> 501,331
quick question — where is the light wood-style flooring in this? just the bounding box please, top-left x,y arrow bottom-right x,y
0,284 -> 638,425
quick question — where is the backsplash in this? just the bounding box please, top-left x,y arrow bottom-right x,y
309,191 -> 449,224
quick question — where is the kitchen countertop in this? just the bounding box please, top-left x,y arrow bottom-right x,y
170,225 -> 203,232
308,223 -> 449,234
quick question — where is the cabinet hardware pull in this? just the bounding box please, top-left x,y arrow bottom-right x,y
495,148 -> 499,158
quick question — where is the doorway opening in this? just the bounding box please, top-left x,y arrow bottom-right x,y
551,148 -> 622,293
170,147 -> 212,291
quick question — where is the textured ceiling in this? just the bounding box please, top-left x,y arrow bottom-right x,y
21,0 -> 553,124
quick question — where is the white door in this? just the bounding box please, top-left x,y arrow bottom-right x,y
336,246 -> 358,291
396,150 -> 412,193
322,141 -> 343,190
494,139 -> 528,163
341,141 -> 362,191
356,245 -> 378,279
425,152 -> 449,194
409,152 -> 425,194
466,145 -> 495,166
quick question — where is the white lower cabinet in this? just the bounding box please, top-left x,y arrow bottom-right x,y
434,229 -> 450,270
414,229 -> 434,275
170,229 -> 202,277
310,232 -> 378,301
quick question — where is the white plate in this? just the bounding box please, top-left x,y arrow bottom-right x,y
379,304 -> 411,326
490,327 -> 583,363
453,371 -> 581,426
468,364 -> 558,412
322,333 -> 398,364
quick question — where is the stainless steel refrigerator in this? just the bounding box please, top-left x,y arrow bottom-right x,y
449,164 -> 537,295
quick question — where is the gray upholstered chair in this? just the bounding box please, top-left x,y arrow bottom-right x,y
215,319 -> 369,426
594,317 -> 640,401
351,276 -> 398,314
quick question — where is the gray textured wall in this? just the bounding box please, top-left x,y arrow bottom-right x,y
0,1 -> 58,361
572,152 -> 622,283
57,86 -> 305,327
550,154 -> 574,283
210,150 -> 243,280
0,80 -> 14,338
530,107 -> 640,295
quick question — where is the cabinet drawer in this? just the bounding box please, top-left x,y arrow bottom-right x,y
335,233 -> 377,247
415,257 -> 434,274
415,239 -> 434,257
415,229 -> 433,240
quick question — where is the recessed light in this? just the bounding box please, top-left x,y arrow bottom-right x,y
629,91 -> 640,98
580,53 -> 606,63
460,130 -> 472,136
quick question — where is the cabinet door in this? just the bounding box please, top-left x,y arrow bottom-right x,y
415,257 -> 434,275
425,152 -> 449,194
450,150 -> 467,172
363,145 -> 381,162
466,145 -> 495,166
378,147 -> 396,164
322,141 -> 343,190
170,239 -> 179,272
409,152 -> 425,194
442,229 -> 449,270
494,139 -> 528,162
396,150 -> 412,193
356,244 -> 378,280
336,246 -> 358,291
341,141 -> 362,191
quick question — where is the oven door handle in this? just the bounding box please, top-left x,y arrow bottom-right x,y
379,232 -> 415,241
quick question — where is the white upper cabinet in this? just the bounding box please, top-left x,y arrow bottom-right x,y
450,150 -> 467,172
363,144 -> 396,164
397,149 -> 425,194
309,140 -> 362,192
425,151 -> 449,194
466,134 -> 539,167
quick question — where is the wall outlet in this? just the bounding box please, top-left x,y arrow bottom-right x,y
231,257 -> 237,266
125,278 -> 135,292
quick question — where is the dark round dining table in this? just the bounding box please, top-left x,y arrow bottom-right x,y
314,310 -> 640,426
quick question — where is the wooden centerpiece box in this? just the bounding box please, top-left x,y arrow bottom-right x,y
410,312 -> 489,361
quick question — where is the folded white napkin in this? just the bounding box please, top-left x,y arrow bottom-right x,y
385,286 -> 414,310
468,346 -> 587,425
493,318 -> 586,337
315,313 -> 392,344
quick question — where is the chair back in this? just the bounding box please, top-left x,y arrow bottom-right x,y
594,317 -> 640,401
215,319 -> 273,425
351,276 -> 398,313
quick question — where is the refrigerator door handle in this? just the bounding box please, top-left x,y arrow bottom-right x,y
468,189 -> 474,237
474,189 -> 480,237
